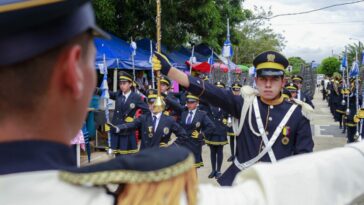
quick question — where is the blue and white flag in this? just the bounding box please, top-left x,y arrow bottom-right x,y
130,41 -> 137,56
222,18 -> 233,58
208,50 -> 214,65
222,39 -> 233,58
341,55 -> 347,68
350,60 -> 359,77
249,66 -> 256,77
100,75 -> 110,99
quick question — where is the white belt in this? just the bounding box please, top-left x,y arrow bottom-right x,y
234,97 -> 297,170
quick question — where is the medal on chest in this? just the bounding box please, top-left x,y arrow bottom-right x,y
281,126 -> 290,145
148,126 -> 153,138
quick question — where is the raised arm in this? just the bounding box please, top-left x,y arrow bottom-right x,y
153,52 -> 243,118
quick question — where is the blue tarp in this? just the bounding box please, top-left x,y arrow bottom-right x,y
136,38 -> 188,70
95,34 -> 152,70
136,38 -> 218,71
94,35 -> 219,71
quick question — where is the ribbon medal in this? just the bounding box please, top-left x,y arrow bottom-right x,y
148,126 -> 153,137
281,126 -> 290,145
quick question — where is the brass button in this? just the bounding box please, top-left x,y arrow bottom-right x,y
270,105 -> 274,109
268,117 -> 272,121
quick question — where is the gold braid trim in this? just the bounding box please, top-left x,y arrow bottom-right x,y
59,154 -> 195,185
204,139 -> 229,145
346,123 -> 357,127
227,132 -> 235,136
336,109 -> 346,114
117,166 -> 197,205
194,162 -> 204,168
111,149 -> 139,155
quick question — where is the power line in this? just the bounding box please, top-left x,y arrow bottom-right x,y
251,0 -> 364,20
273,20 -> 364,26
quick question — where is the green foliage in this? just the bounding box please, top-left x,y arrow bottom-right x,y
234,6 -> 285,64
93,0 -> 248,50
93,0 -> 285,64
92,0 -> 119,34
319,57 -> 340,76
288,56 -> 306,75
341,42 -> 363,66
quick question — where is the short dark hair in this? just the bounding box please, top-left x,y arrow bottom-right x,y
0,33 -> 91,120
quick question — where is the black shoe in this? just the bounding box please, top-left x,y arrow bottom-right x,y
215,171 -> 222,179
227,156 -> 234,162
208,171 -> 216,178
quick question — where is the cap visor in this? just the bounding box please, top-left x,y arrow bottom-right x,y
91,25 -> 110,39
257,69 -> 284,77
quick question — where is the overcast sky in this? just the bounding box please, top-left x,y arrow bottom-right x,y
243,0 -> 364,63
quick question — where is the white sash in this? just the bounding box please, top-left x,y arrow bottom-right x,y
234,97 -> 297,170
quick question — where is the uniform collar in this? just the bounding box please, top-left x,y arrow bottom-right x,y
260,95 -> 284,106
123,90 -> 132,98
0,140 -> 76,175
188,108 -> 197,115
152,112 -> 162,119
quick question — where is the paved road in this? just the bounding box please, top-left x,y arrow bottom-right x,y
81,87 -> 347,184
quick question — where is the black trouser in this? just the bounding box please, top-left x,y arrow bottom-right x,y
322,90 -> 327,100
347,126 -> 357,143
229,136 -> 235,157
209,145 -> 223,172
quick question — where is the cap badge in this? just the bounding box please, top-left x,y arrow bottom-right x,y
267,54 -> 276,62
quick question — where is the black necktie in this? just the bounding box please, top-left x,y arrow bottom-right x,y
121,95 -> 126,104
153,115 -> 157,131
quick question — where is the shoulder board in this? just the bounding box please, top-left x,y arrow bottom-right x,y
59,146 -> 194,186
292,99 -> 314,120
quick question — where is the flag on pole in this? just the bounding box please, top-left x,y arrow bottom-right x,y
208,50 -> 214,65
130,40 -> 137,56
350,60 -> 359,77
341,49 -> 347,68
222,18 -> 233,58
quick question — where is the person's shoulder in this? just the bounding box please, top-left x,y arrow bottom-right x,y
162,114 -> 174,121
1,170 -> 114,205
60,146 -> 193,182
197,109 -> 207,116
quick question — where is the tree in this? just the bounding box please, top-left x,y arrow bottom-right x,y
341,42 -> 363,67
234,6 -> 286,64
93,0 -> 249,50
288,57 -> 306,75
318,57 -> 340,76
